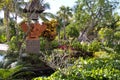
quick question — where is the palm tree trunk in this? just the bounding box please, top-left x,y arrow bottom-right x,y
58,31 -> 61,43
63,21 -> 67,40
14,0 -> 19,36
4,7 -> 10,42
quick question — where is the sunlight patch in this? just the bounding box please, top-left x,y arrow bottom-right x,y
0,44 -> 8,51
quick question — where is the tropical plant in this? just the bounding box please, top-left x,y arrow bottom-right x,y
57,6 -> 73,40
42,19 -> 58,41
0,66 -> 22,80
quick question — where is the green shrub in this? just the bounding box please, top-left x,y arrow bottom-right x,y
0,27 -> 6,43
71,41 -> 82,50
0,34 -> 6,43
51,40 -> 59,48
88,40 -> 101,52
8,36 -> 20,51
93,51 -> 109,58
33,53 -> 120,80
72,40 -> 102,52
40,38 -> 46,50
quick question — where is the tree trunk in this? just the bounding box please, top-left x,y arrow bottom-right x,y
78,20 -> 98,42
58,31 -> 61,43
63,21 -> 67,40
15,0 -> 19,36
4,7 -> 10,42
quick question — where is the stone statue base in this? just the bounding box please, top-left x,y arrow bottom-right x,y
26,39 -> 40,53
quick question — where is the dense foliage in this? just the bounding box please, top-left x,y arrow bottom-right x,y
34,53 -> 120,80
42,19 -> 58,41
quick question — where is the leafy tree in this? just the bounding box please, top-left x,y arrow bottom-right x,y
98,14 -> 120,52
74,0 -> 119,42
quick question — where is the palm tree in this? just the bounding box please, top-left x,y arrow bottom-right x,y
39,2 -> 55,21
0,0 -> 27,42
57,6 -> 73,40
22,0 -> 53,21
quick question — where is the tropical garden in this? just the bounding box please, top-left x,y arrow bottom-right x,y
0,0 -> 120,80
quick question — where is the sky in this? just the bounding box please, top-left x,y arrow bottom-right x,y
45,0 -> 76,14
